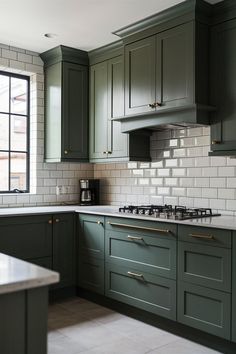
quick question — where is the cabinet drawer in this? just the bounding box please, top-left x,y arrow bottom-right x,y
178,281 -> 231,340
105,217 -> 177,241
178,225 -> 231,248
78,214 -> 105,259
105,263 -> 176,320
78,256 -> 104,295
106,230 -> 176,279
178,242 -> 231,292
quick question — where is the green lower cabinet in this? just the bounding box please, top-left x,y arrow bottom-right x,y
232,232 -> 236,342
178,241 -> 231,292
52,213 -> 76,289
178,281 -> 231,340
78,256 -> 104,295
28,257 -> 52,270
78,214 -> 105,259
105,263 -> 176,320
105,229 -> 176,279
0,215 -> 52,260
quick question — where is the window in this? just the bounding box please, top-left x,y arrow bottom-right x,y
0,71 -> 30,193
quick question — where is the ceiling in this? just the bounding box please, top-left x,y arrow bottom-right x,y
0,0 -> 223,54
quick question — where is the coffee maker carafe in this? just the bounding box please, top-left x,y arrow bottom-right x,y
79,179 -> 99,205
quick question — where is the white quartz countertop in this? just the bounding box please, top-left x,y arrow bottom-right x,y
0,204 -> 236,231
0,253 -> 59,295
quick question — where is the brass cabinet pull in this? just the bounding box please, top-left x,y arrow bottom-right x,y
127,271 -> 143,278
127,235 -> 143,241
155,101 -> 162,107
103,151 -> 107,154
55,219 -> 60,223
107,151 -> 112,154
48,219 -> 52,224
64,150 -> 68,154
211,140 -> 221,145
107,221 -> 170,234
97,221 -> 103,225
189,233 -> 214,240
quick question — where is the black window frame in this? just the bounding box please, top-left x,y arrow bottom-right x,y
0,70 -> 30,194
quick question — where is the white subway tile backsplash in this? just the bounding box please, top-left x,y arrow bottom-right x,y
157,169 -> 170,177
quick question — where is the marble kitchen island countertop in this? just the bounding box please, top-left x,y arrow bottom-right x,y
0,253 -> 59,295
0,204 -> 236,230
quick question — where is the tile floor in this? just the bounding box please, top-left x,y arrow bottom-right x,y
48,297 -> 222,354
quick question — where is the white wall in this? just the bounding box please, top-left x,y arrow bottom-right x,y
0,43 -> 93,207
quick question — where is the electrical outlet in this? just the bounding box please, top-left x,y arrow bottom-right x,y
56,186 -> 62,195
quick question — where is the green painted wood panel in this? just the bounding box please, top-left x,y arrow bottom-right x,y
78,255 -> 104,295
0,291 -> 25,354
78,214 -> 105,259
105,216 -> 177,241
178,241 -> 231,292
178,281 -> 231,340
178,225 -> 231,248
105,263 -> 176,320
107,55 -> 128,158
29,257 -> 52,269
26,287 -> 48,354
210,19 -> 236,154
105,229 -> 176,279
0,215 -> 52,260
52,213 -> 76,288
62,62 -> 88,160
232,232 -> 236,342
157,22 -> 194,109
125,36 -> 156,115
89,61 -> 108,159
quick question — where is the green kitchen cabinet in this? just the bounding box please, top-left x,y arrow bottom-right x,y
40,45 -> 89,162
78,214 -> 105,294
89,46 -> 150,162
125,23 -> 194,116
209,18 -> 236,156
121,20 -> 211,131
52,213 -> 76,289
105,263 -> 176,320
0,215 -> 52,260
0,213 -> 76,290
178,281 -> 231,340
232,232 -> 236,342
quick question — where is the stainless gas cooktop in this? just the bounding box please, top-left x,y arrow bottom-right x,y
118,205 -> 221,220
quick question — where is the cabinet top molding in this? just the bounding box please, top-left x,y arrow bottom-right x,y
113,0 -> 212,41
40,45 -> 89,68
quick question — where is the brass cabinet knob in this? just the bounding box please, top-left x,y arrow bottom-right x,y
212,140 -> 221,145
103,151 -> 107,154
148,103 -> 156,109
48,219 -> 52,224
64,150 -> 68,154
155,101 -> 162,107
107,151 -> 112,154
97,221 -> 103,225
55,219 -> 60,223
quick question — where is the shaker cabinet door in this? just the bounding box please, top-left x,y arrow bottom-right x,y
89,62 -> 108,159
62,62 -> 88,160
125,36 -> 156,115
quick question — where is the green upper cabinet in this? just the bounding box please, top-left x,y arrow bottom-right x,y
125,23 -> 194,116
232,232 -> 236,342
209,18 -> 236,156
40,45 -> 89,162
89,43 -> 151,163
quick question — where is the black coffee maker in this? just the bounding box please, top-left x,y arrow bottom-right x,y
79,179 -> 99,205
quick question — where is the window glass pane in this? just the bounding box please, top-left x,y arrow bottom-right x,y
0,152 -> 9,191
10,152 -> 27,190
10,77 -> 27,115
0,75 -> 9,113
11,115 -> 27,151
0,114 -> 9,150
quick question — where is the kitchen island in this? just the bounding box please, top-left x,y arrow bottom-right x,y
0,253 -> 59,354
